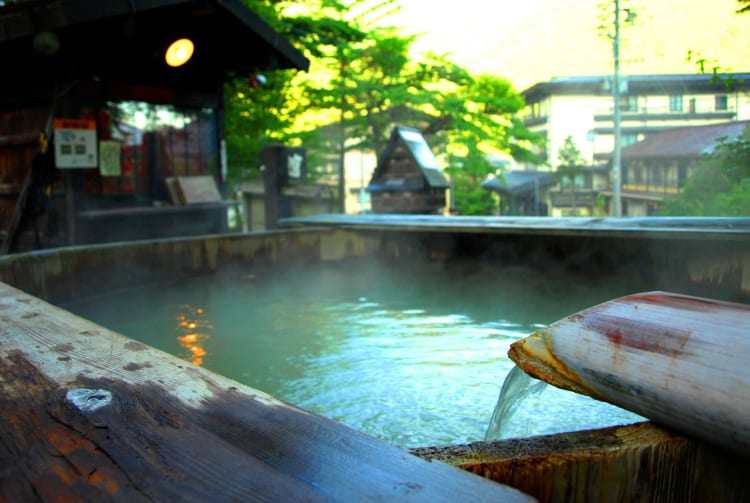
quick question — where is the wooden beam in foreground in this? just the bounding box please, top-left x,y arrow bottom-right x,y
0,282 -> 532,502
412,422 -> 750,503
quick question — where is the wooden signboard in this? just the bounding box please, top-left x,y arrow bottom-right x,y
164,177 -> 185,205
164,176 -> 222,206
175,176 -> 221,204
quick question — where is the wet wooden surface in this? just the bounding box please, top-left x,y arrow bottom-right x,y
412,421 -> 750,503
0,281 -> 533,502
509,291 -> 750,456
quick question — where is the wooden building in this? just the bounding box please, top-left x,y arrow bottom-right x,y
482,170 -> 557,216
367,126 -> 449,214
611,120 -> 750,216
0,0 -> 308,252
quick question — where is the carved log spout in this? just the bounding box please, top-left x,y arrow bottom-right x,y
508,291 -> 750,456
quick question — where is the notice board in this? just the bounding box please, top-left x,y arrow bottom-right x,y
53,118 -> 98,168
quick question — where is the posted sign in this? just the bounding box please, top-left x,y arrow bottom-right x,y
53,118 -> 98,168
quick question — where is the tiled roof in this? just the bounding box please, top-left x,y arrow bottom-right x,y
619,121 -> 750,160
522,73 -> 750,100
481,171 -> 556,196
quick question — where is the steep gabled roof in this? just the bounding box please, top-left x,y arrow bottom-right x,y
367,126 -> 449,192
619,120 -> 750,160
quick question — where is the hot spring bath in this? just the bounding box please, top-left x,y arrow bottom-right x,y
61,259 -> 645,448
1,216 -> 748,499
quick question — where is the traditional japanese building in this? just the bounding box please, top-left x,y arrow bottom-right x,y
482,171 -> 557,216
367,126 -> 449,214
613,120 -> 750,216
0,0 -> 308,251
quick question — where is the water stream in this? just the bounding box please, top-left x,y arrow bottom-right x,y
485,366 -> 547,440
485,365 -> 644,441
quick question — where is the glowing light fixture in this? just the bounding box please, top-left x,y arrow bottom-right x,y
165,38 -> 194,67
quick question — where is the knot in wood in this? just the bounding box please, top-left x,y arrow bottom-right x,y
66,388 -> 113,412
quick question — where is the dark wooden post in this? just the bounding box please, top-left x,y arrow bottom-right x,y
261,145 -> 306,230
261,144 -> 284,230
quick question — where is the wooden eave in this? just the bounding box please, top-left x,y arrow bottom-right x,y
0,0 -> 309,99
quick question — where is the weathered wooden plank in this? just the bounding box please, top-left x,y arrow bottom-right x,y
508,291 -> 750,455
0,281 -> 533,502
412,422 -> 750,503
177,175 -> 222,204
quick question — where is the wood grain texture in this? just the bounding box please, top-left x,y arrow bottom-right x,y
412,422 -> 750,503
509,291 -> 750,455
0,281 -> 533,502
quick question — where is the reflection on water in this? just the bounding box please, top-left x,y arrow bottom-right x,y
65,259 -> 651,448
176,304 -> 212,366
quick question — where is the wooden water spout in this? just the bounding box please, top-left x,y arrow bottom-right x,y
508,291 -> 750,455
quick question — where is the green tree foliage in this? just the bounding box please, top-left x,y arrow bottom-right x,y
293,0 -> 541,215
658,127 -> 750,216
686,1 -> 748,80
441,74 -> 542,215
226,0 -> 377,184
556,136 -> 586,212
228,0 -> 541,216
223,71 -> 307,183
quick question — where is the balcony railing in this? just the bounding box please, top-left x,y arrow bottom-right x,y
594,104 -> 736,121
621,184 -> 680,195
550,190 -> 599,207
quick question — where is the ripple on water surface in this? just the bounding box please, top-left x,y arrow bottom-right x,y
65,259 -> 648,448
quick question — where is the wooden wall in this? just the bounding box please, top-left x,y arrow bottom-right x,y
0,106 -> 55,241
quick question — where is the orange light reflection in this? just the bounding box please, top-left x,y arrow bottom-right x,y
175,304 -> 212,366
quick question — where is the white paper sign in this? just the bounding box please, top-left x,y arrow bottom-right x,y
54,118 -> 98,168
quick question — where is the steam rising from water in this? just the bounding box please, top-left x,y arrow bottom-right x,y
64,259 -> 650,448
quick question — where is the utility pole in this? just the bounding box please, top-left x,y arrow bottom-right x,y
338,50 -> 347,215
339,97 -> 346,214
612,0 -> 622,217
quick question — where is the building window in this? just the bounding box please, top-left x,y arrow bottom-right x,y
633,164 -> 644,184
621,95 -> 638,112
651,166 -> 665,186
622,133 -> 639,146
715,95 -> 728,111
93,101 -> 218,198
669,95 -> 683,112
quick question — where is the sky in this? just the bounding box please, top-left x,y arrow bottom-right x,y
384,0 -> 750,91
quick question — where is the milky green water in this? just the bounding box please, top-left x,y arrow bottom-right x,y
64,259 -> 645,448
